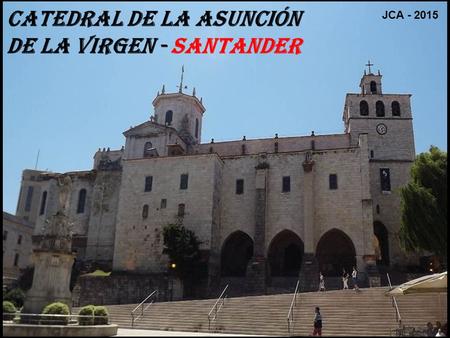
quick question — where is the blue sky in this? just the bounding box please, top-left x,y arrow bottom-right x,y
3,2 -> 447,214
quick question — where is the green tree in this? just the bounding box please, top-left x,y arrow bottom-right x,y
399,146 -> 447,259
162,223 -> 203,281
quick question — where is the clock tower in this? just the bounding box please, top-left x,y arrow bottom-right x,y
342,63 -> 417,268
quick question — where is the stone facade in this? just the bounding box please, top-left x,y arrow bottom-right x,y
2,212 -> 34,287
14,69 -> 418,296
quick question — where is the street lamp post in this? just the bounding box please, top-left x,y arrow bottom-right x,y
169,263 -> 176,301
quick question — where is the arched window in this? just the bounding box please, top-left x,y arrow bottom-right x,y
391,101 -> 401,116
376,101 -> 385,117
370,81 -> 377,94
142,204 -> 149,219
143,141 -> 153,157
39,191 -> 47,215
178,203 -> 185,217
77,189 -> 87,214
359,100 -> 369,116
195,119 -> 199,138
165,110 -> 173,125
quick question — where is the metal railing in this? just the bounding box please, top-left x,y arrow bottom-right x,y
208,284 -> 228,331
131,290 -> 158,327
3,312 -> 109,325
287,280 -> 301,335
386,273 -> 402,329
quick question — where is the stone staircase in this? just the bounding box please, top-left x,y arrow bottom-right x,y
73,287 -> 447,336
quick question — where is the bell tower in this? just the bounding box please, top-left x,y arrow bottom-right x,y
152,66 -> 206,146
359,60 -> 383,95
342,61 -> 417,268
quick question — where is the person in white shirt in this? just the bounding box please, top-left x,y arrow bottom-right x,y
435,328 -> 445,337
319,272 -> 325,292
352,266 -> 359,291
342,268 -> 349,290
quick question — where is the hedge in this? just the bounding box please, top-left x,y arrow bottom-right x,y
93,306 -> 109,325
3,288 -> 25,308
3,301 -> 17,321
78,305 -> 95,325
41,302 -> 69,325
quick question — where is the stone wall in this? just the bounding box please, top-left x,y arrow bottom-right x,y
112,154 -> 221,273
2,212 -> 34,282
195,133 -> 350,157
73,273 -> 170,306
85,169 -> 122,267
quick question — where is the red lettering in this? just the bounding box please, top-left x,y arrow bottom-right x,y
202,38 -> 219,54
288,38 -> 303,55
274,38 -> 289,54
171,38 -> 187,54
186,38 -> 201,54
247,38 -> 264,53
261,38 -> 276,54
219,38 -> 233,54
230,38 -> 248,54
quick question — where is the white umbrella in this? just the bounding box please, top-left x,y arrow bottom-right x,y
386,271 -> 447,296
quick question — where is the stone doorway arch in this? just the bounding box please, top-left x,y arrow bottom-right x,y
268,230 -> 304,277
316,228 -> 356,276
374,221 -> 390,266
220,231 -> 254,277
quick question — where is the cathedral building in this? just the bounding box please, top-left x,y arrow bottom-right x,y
15,66 -> 417,296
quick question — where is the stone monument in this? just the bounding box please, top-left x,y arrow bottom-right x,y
22,175 -> 76,314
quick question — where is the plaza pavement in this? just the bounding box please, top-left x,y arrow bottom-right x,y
115,328 -> 265,336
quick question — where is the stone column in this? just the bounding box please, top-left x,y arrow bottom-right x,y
246,162 -> 268,295
299,152 -> 319,292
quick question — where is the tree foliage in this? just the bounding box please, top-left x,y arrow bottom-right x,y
162,223 -> 203,280
399,146 -> 447,257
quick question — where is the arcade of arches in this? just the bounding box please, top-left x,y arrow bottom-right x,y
316,228 -> 356,277
220,228 -> 384,280
268,230 -> 304,277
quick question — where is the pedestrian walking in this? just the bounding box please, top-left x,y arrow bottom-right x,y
312,306 -> 323,336
352,266 -> 359,291
342,268 -> 349,290
319,272 -> 325,292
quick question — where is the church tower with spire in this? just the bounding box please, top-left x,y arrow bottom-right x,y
152,66 -> 206,147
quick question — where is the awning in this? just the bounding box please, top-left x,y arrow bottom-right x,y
385,271 -> 447,296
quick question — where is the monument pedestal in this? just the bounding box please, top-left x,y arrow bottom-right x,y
23,250 -> 75,314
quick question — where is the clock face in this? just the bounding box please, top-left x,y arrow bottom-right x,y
376,123 -> 387,135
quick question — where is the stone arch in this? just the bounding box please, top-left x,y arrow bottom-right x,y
316,228 -> 356,276
374,221 -> 390,266
76,189 -> 87,214
391,101 -> 401,116
221,231 -> 254,277
195,118 -> 199,138
370,81 -> 377,94
143,141 -> 153,157
165,110 -> 173,125
376,101 -> 385,117
267,230 -> 304,277
360,100 -> 369,116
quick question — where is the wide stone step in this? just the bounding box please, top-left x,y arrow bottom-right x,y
74,287 -> 445,336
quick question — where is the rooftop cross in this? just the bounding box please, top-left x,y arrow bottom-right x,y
365,60 -> 374,74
